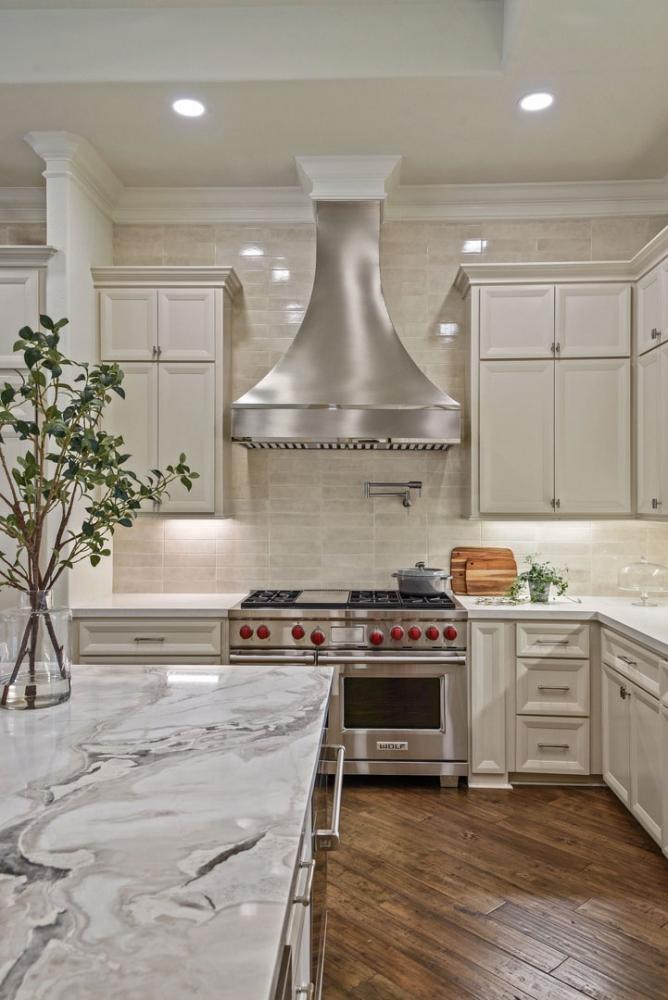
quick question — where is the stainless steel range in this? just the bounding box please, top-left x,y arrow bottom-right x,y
229,590 -> 468,785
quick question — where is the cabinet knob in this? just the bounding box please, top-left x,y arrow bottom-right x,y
620,684 -> 630,700
651,498 -> 662,510
651,327 -> 661,340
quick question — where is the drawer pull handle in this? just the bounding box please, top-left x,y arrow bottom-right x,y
620,685 -> 630,700
618,655 -> 637,666
537,685 -> 571,692
134,636 -> 165,643
296,987 -> 315,999
537,743 -> 570,751
293,860 -> 315,906
535,639 -> 570,645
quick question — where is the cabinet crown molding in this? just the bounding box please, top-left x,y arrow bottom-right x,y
91,265 -> 241,296
0,245 -> 58,267
24,130 -> 123,220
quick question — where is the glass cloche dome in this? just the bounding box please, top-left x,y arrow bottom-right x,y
618,557 -> 668,606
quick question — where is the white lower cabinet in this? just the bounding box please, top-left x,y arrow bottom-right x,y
75,618 -> 224,664
515,716 -> 590,775
601,658 -> 662,845
469,621 -> 513,785
662,698 -> 668,860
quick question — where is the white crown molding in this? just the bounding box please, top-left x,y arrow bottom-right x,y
387,177 -> 668,221
114,186 -> 313,225
0,187 -> 46,222
295,155 -> 402,202
0,245 -> 58,267
24,131 -> 122,220
91,265 -> 241,296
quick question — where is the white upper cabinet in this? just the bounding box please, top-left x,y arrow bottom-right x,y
105,363 -> 159,492
157,289 -> 216,361
479,285 -> 554,359
636,346 -> 663,515
555,283 -> 630,357
554,358 -> 631,515
100,289 -> 158,361
479,360 -> 554,515
0,248 -> 56,367
635,261 -> 668,356
157,363 -> 215,514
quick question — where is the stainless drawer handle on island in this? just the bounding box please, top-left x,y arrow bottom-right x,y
315,745 -> 345,851
293,860 -> 316,906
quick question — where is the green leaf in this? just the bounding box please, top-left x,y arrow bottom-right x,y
40,315 -> 55,331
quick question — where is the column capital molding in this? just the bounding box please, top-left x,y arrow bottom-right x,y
24,130 -> 122,218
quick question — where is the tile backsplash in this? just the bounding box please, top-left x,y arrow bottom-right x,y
111,214 -> 668,596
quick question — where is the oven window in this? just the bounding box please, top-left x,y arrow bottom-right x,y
343,676 -> 442,730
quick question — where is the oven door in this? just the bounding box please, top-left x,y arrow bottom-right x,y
319,652 -> 467,762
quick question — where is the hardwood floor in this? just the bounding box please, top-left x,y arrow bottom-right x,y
323,779 -> 668,1000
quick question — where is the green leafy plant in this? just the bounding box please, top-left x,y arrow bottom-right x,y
0,315 -> 198,682
507,554 -> 569,603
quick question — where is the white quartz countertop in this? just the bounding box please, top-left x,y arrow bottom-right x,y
456,594 -> 668,659
70,592 -> 246,617
0,663 -> 333,1000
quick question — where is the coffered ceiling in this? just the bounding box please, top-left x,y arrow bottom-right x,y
1,0 -> 668,189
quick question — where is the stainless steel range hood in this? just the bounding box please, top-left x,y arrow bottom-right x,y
231,198 -> 461,451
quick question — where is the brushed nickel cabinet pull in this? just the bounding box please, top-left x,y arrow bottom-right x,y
538,743 -> 570,751
618,655 -> 637,666
134,636 -> 165,643
651,327 -> 661,340
293,860 -> 315,907
535,639 -> 570,645
537,685 -> 571,692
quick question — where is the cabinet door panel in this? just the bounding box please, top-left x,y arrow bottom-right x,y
470,622 -> 512,777
630,684 -> 662,844
0,268 -> 39,367
479,285 -> 554,359
635,264 -> 666,357
602,663 -> 631,806
636,347 -> 662,515
100,289 -> 157,361
555,358 -> 630,514
662,706 -> 668,860
158,363 -> 215,513
158,289 -> 215,361
479,360 -> 554,514
555,283 -> 630,357
105,364 -> 158,505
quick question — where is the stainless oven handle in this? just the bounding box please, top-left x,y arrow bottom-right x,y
315,745 -> 345,851
229,652 -> 317,665
317,654 -> 466,666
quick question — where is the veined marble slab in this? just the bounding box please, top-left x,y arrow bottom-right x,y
0,663 -> 332,1000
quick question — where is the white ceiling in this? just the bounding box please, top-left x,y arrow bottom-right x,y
2,0 -> 668,188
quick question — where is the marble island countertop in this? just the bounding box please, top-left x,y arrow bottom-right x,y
456,594 -> 668,660
0,663 -> 333,1000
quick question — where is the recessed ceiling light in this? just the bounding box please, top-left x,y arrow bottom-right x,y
172,98 -> 206,118
519,92 -> 554,112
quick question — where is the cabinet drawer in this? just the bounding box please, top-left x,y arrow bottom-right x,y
516,658 -> 589,716
516,716 -> 590,774
516,622 -> 589,658
601,628 -> 662,697
78,619 -> 221,658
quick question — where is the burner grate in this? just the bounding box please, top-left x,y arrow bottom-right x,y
349,590 -> 402,608
241,590 -> 300,608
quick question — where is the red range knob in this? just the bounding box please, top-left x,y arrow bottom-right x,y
426,626 -> 440,641
291,624 -> 305,640
239,624 -> 253,640
444,625 -> 458,641
311,629 -> 326,646
256,625 -> 270,640
408,626 -> 422,641
390,625 -> 404,641
369,629 -> 384,646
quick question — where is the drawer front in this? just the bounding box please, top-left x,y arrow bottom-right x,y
516,622 -> 589,659
78,619 -> 221,658
79,657 -> 222,666
516,658 -> 590,716
601,628 -> 661,697
516,716 -> 590,774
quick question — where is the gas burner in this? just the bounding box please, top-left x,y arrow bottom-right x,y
348,590 -> 402,608
241,590 -> 300,608
399,592 -> 457,610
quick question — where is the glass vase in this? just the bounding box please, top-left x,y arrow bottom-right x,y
528,579 -> 551,603
0,590 -> 71,710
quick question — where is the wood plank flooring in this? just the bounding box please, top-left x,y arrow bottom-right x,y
323,779 -> 668,1000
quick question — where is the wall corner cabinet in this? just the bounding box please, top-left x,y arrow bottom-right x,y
92,266 -> 241,516
458,270 -> 632,517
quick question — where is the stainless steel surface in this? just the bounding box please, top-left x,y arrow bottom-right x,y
314,745 -> 345,851
232,200 -> 461,449
392,560 -> 451,596
364,480 -> 422,507
295,986 -> 315,999
293,860 -> 316,907
318,653 -> 465,665
229,652 -> 317,665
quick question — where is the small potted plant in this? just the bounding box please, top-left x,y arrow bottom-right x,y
508,554 -> 569,604
0,316 -> 197,710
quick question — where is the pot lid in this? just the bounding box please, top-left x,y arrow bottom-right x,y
394,562 -> 445,578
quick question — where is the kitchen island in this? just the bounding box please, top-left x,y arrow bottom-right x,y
0,663 -> 332,1000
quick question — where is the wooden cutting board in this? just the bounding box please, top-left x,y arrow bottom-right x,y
450,547 -> 515,594
465,556 -> 518,596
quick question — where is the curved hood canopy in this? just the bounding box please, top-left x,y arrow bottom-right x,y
232,198 -> 461,450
